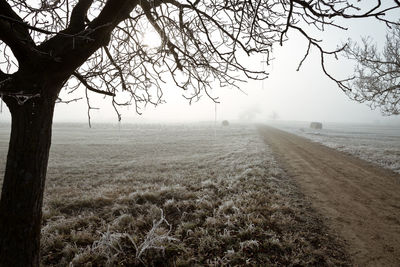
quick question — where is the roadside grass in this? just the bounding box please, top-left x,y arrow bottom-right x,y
1,123 -> 350,266
273,122 -> 400,174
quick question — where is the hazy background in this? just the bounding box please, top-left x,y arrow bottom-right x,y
1,10 -> 400,125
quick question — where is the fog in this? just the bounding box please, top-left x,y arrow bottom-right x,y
1,14 -> 400,125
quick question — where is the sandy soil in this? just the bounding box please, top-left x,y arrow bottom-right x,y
258,125 -> 400,267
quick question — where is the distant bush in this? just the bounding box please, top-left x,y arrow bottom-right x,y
222,120 -> 230,126
310,122 -> 323,129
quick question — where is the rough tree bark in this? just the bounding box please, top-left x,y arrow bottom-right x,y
0,83 -> 60,267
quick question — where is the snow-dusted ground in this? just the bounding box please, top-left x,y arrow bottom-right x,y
271,121 -> 400,174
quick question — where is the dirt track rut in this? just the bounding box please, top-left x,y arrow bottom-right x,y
258,125 -> 400,266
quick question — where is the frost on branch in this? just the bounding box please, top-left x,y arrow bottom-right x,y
344,22 -> 400,115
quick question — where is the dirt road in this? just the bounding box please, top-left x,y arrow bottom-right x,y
258,125 -> 400,266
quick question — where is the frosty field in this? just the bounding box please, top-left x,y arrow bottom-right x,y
0,123 -> 348,266
273,122 -> 400,174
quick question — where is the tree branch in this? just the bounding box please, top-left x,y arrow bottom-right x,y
0,0 -> 35,65
281,0 -> 294,46
103,46 -> 129,90
293,0 -> 399,22
0,74 -> 13,94
140,0 -> 183,70
0,69 -> 6,79
88,0 -> 139,30
63,0 -> 93,34
38,0 -> 140,76
290,24 -> 351,91
73,72 -> 115,96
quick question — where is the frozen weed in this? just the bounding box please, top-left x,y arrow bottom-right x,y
126,209 -> 178,260
91,226 -> 126,265
239,240 -> 260,251
217,200 -> 239,215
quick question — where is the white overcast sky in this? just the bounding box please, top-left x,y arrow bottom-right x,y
1,3 -> 400,125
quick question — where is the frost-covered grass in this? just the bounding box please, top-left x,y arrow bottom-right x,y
273,121 -> 400,174
0,123 -> 349,266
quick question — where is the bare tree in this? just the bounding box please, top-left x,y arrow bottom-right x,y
344,23 -> 400,115
0,0 -> 399,266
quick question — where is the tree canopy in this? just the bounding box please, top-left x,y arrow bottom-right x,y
344,22 -> 400,115
1,0 -> 399,121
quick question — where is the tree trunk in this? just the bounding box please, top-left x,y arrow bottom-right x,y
0,90 -> 57,266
